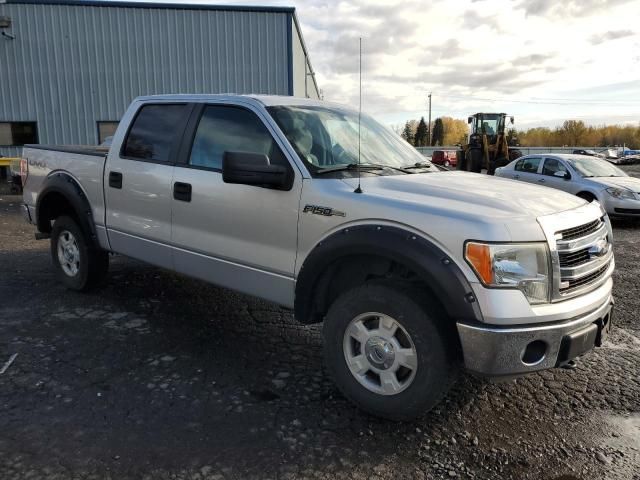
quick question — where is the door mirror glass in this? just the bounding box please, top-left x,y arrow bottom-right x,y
222,151 -> 289,189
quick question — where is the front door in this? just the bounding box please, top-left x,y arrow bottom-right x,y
170,103 -> 302,306
540,157 -> 573,193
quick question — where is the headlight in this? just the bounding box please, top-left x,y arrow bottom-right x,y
606,187 -> 636,200
465,242 -> 550,304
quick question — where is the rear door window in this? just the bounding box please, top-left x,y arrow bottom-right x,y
122,104 -> 188,162
515,157 -> 542,173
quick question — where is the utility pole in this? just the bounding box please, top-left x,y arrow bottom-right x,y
427,93 -> 432,146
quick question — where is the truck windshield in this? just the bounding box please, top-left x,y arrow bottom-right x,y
567,157 -> 627,178
267,105 -> 431,175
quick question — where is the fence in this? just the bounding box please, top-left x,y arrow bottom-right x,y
416,146 -> 625,157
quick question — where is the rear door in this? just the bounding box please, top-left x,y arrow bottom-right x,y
170,102 -> 302,306
511,156 -> 543,184
104,102 -> 192,269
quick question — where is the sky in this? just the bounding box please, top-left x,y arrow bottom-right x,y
135,0 -> 639,129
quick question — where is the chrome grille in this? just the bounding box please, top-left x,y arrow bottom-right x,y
556,217 -> 603,241
559,264 -> 609,293
558,248 -> 591,268
554,218 -> 612,299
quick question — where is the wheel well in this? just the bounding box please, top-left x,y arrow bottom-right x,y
301,254 -> 461,355
37,191 -> 77,233
577,191 -> 596,202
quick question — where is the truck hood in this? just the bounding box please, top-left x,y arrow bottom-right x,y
587,176 -> 640,193
341,171 -> 586,218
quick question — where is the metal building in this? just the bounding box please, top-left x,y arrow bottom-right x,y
0,0 -> 320,158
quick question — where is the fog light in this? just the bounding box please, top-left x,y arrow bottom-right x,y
522,340 -> 547,365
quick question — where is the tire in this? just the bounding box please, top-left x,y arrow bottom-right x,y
323,282 -> 457,421
509,149 -> 523,161
489,156 -> 509,175
577,192 -> 596,203
468,148 -> 483,173
51,216 -> 109,291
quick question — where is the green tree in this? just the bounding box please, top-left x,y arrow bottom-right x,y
401,121 -> 414,144
431,118 -> 444,146
414,117 -> 428,147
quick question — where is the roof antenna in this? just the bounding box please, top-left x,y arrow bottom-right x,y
354,37 -> 363,194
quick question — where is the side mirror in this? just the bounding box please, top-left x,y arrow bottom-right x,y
222,151 -> 290,190
510,116 -> 514,124
553,170 -> 570,180
467,116 -> 473,124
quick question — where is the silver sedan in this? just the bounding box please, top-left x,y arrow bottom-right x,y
495,153 -> 640,217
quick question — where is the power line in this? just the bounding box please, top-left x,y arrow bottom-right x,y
362,91 -> 640,106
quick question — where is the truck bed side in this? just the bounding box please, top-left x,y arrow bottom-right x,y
22,145 -> 109,247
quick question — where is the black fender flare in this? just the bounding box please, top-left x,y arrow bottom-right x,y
36,172 -> 99,247
294,225 -> 483,325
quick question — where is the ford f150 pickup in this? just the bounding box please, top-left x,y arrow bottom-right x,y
21,95 -> 615,420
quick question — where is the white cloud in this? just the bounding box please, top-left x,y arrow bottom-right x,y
131,0 -> 640,127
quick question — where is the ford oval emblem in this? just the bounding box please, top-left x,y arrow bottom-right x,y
588,239 -> 609,258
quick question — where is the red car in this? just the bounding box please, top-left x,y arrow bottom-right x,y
430,150 -> 458,167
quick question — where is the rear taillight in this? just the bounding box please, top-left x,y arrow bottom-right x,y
20,157 -> 28,186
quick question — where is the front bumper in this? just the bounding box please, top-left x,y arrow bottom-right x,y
599,195 -> 640,217
456,295 -> 613,376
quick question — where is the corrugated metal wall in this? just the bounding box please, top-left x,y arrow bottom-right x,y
0,2 -> 292,156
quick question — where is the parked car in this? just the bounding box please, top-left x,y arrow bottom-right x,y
495,153 -> 640,217
572,149 -> 598,157
431,149 -> 457,167
21,95 -> 614,420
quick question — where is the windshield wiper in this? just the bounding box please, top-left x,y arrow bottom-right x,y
403,162 -> 434,170
316,163 -> 413,175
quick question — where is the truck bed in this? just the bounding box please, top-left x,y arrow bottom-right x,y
22,144 -> 108,229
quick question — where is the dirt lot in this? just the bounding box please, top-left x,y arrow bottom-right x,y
1,167 -> 639,480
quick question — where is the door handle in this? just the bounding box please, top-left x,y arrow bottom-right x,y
513,174 -> 520,179
173,182 -> 192,202
538,178 -> 546,183
109,171 -> 123,189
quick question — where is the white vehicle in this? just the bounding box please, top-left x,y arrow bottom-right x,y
495,154 -> 640,217
21,95 -> 614,420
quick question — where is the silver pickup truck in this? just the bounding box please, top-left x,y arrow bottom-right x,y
21,95 -> 614,420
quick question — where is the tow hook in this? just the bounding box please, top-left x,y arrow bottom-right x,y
560,359 -> 578,370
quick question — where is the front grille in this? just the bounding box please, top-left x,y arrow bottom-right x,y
554,218 -> 612,298
558,248 -> 591,268
560,264 -> 609,293
557,218 -> 603,241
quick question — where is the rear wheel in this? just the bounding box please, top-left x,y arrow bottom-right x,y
51,216 -> 109,291
323,282 -> 457,421
467,148 -> 483,173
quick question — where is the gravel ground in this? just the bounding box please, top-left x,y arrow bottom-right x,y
0,167 -> 639,480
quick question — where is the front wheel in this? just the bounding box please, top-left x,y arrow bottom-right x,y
51,216 -> 109,291
323,283 -> 457,421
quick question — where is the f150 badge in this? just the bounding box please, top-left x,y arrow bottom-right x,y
303,204 -> 346,217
